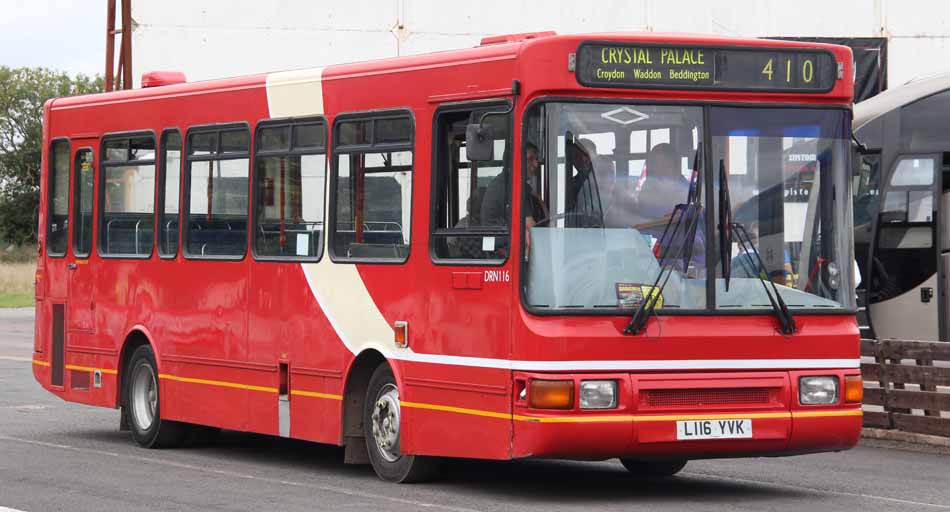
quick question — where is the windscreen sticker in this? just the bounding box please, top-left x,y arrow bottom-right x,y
616,283 -> 663,310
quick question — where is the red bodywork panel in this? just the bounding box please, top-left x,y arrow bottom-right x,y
33,32 -> 860,462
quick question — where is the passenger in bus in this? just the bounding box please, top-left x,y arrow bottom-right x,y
631,143 -> 705,271
636,143 -> 690,219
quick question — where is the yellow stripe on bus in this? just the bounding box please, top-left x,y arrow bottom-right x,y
290,389 -> 343,400
792,409 -> 863,418
401,401 -> 862,424
153,373 -> 342,399
158,373 -> 278,394
400,400 -> 517,420
33,359 -> 118,375
65,364 -> 118,375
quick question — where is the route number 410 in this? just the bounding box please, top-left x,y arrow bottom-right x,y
761,58 -> 815,84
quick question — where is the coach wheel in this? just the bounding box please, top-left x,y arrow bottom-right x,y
363,364 -> 439,483
126,345 -> 186,449
619,458 -> 688,477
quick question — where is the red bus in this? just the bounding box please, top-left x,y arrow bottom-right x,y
33,31 -> 863,483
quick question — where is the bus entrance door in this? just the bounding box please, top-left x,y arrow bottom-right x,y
66,144 -> 97,333
869,154 -> 939,340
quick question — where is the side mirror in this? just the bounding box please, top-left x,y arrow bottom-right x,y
465,123 -> 495,161
850,138 -> 866,180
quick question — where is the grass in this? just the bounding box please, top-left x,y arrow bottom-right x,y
0,292 -> 33,308
0,261 -> 35,308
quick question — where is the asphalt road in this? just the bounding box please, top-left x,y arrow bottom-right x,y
1,308 -> 948,511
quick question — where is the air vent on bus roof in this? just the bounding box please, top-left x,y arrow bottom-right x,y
479,31 -> 556,46
141,71 -> 187,88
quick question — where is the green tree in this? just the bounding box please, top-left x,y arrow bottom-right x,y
0,67 -> 102,245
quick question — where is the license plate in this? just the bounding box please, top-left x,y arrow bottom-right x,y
676,419 -> 752,440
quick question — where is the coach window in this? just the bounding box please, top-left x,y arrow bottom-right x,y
184,125 -> 250,258
430,105 -> 511,262
253,120 -> 327,260
73,149 -> 95,257
331,113 -> 413,262
157,130 -> 182,257
98,134 -> 156,257
46,140 -> 70,257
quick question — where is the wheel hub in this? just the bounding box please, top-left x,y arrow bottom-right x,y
371,384 -> 401,462
131,363 -> 157,432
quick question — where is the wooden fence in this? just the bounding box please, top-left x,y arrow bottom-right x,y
861,339 -> 950,437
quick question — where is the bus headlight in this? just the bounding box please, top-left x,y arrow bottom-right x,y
799,376 -> 838,405
580,380 -> 618,409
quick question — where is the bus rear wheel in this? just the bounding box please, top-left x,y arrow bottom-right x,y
619,458 -> 688,477
362,364 -> 439,483
125,345 -> 186,448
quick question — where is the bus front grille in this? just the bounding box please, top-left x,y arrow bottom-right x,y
643,388 -> 772,408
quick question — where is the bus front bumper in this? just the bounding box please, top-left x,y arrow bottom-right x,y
510,370 -> 862,460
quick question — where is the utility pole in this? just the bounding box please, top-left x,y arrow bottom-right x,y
105,0 -> 133,91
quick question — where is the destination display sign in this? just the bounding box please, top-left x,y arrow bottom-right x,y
576,42 -> 836,92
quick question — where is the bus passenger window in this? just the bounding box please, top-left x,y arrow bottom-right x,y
158,130 -> 182,257
99,135 -> 156,257
430,105 -> 511,261
184,126 -> 250,258
331,114 -> 413,262
73,149 -> 95,257
254,120 -> 327,260
46,140 -> 70,257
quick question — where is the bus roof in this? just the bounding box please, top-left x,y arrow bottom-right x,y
854,71 -> 950,130
52,31 -> 855,111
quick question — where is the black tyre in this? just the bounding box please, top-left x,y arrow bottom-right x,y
619,458 -> 688,477
125,345 -> 187,448
363,364 -> 439,483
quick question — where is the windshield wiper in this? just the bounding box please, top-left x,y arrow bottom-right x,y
731,223 -> 797,335
718,159 -> 796,335
625,144 -> 703,336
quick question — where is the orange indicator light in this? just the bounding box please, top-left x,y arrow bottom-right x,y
844,375 -> 863,403
529,379 -> 574,409
394,321 -> 408,348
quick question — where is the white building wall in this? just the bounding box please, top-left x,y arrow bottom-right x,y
131,0 -> 947,89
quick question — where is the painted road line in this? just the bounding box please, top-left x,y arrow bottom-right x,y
684,469 -> 950,510
0,356 -> 33,363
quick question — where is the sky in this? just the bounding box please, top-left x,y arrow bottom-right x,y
0,1 -> 105,76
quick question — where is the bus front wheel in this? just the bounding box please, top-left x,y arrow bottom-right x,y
362,363 -> 439,483
125,345 -> 186,448
619,458 -> 688,477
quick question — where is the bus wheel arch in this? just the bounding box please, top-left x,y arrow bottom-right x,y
117,329 -> 153,414
361,362 -> 439,482
123,343 -> 187,448
341,349 -> 387,463
116,329 -> 185,448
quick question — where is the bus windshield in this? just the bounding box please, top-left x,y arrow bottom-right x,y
522,102 -> 855,313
